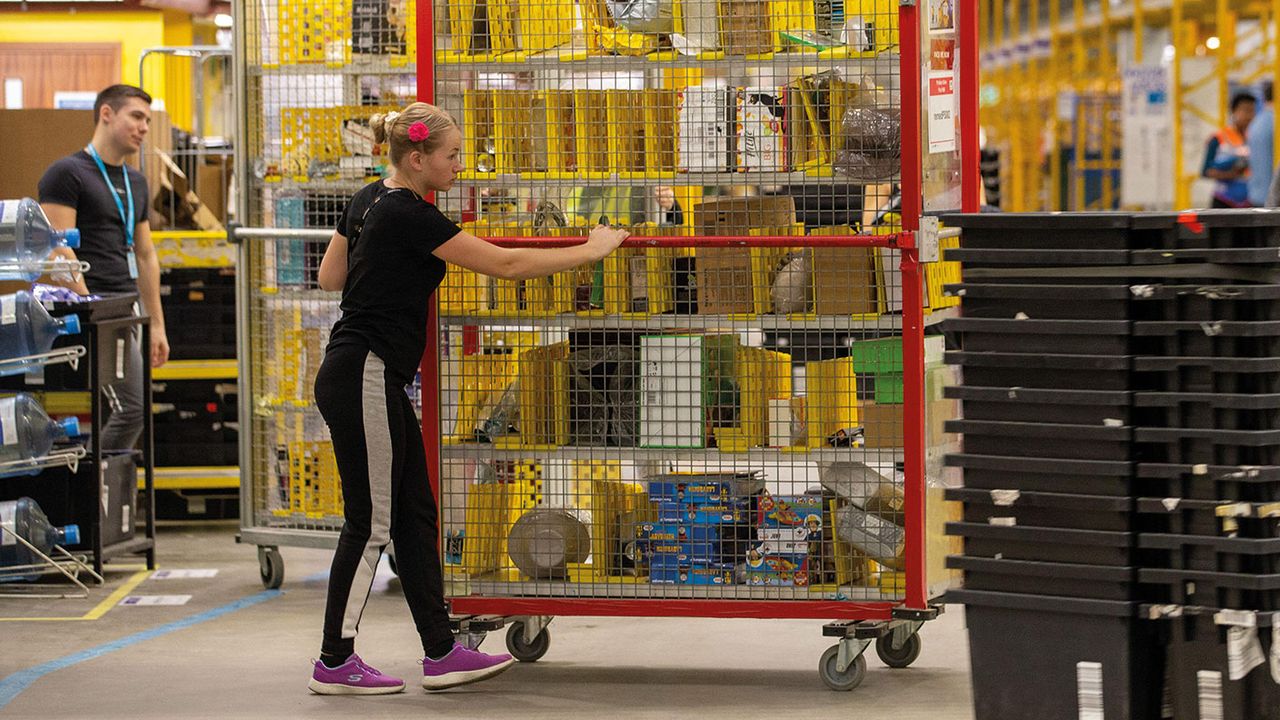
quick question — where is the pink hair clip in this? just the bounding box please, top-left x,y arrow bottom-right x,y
408,121 -> 430,143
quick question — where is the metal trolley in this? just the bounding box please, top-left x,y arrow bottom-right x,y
233,0 -> 980,691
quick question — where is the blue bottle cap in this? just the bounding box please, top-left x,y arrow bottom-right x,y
61,524 -> 80,546
60,314 -> 81,336
58,417 -> 80,437
61,228 -> 80,249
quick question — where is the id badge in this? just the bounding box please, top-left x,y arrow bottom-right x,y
127,249 -> 139,279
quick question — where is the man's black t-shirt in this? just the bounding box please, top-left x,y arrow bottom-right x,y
37,150 -> 149,295
328,180 -> 461,384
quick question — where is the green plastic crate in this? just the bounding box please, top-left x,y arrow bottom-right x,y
849,337 -> 903,404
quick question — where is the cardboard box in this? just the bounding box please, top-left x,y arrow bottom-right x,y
811,246 -> 880,315
694,248 -> 755,314
656,500 -> 751,524
737,87 -> 786,171
861,401 -> 905,448
745,553 -> 811,586
678,85 -> 732,172
757,493 -> 824,538
639,334 -> 737,447
152,149 -> 225,232
650,561 -> 736,585
693,195 -> 797,235
0,109 -> 94,201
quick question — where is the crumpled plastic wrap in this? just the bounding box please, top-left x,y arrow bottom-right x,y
567,346 -> 639,446
770,250 -> 810,314
833,104 -> 901,182
605,0 -> 674,34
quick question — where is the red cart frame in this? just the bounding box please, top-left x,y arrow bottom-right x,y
418,0 -> 981,687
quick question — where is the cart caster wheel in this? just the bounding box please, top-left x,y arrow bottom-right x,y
505,622 -> 550,662
876,633 -> 921,669
819,645 -> 867,691
258,547 -> 284,590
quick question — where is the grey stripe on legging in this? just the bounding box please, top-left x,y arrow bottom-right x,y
341,351 -> 395,639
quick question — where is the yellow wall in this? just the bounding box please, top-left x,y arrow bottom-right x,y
0,10 -> 195,130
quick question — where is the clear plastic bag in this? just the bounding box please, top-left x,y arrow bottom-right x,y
833,104 -> 901,182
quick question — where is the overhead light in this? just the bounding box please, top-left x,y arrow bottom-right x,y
1206,36 -> 1221,50
214,12 -> 233,28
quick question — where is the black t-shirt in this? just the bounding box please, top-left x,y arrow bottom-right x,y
37,150 -> 149,295
328,180 -> 461,384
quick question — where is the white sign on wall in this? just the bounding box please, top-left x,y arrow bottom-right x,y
1121,65 -> 1174,208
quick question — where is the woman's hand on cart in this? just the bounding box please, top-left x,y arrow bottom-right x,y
586,224 -> 629,260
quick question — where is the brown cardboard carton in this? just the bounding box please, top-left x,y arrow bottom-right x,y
692,196 -> 796,315
861,401 -> 904,448
812,246 -> 880,315
0,109 -> 94,200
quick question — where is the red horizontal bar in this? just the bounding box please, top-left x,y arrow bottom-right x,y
448,597 -> 897,620
478,234 -> 900,249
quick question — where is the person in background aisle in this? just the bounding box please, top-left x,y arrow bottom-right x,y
1202,91 -> 1257,208
308,101 -> 629,696
37,84 -> 169,451
1248,81 -> 1275,208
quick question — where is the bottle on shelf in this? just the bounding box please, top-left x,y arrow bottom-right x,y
0,393 -> 80,475
0,198 -> 81,281
0,290 -> 81,374
0,496 -> 80,582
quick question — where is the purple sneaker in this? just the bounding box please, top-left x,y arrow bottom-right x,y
421,644 -> 516,690
308,654 -> 406,695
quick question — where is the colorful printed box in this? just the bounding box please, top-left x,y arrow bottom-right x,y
756,493 -> 825,539
744,553 -> 811,587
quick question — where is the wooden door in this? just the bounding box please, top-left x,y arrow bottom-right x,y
0,43 -> 121,109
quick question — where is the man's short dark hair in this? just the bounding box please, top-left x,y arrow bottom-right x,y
1231,91 -> 1258,112
93,84 -> 152,125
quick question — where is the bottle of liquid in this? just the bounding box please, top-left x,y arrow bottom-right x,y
0,394 -> 80,475
0,497 -> 80,582
0,198 -> 81,281
0,291 -> 81,375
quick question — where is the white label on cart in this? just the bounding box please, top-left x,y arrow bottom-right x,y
0,201 -> 16,225
152,569 -> 218,579
988,517 -> 1016,526
119,594 -> 192,606
990,489 -> 1020,506
121,503 -> 130,535
1161,498 -> 1181,512
1215,609 -> 1258,628
1075,661 -> 1104,720
115,338 -> 126,380
1197,671 -> 1224,720
1192,464 -> 1209,475
0,503 -> 15,546
0,397 -> 17,446
1102,418 -> 1124,427
1270,623 -> 1280,683
0,295 -> 15,326
1226,625 -> 1265,681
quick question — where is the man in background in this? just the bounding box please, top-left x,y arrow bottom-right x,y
37,84 -> 169,450
1248,81 -> 1275,207
1202,91 -> 1256,208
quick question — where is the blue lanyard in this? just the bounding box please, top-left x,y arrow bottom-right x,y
86,144 -> 135,249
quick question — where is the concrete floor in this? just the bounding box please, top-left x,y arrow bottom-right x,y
0,522 -> 975,719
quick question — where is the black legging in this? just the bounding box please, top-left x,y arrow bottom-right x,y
314,343 -> 452,659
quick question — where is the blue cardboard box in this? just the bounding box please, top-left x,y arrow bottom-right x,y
650,561 -> 737,585
657,500 -> 751,525
637,523 -> 728,563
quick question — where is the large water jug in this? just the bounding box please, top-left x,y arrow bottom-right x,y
0,394 -> 80,474
0,497 -> 80,582
0,198 -> 81,281
0,291 -> 81,374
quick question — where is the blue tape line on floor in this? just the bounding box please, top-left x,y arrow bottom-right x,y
0,589 -> 282,710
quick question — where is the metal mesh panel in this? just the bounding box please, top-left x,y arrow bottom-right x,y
233,0 -> 959,603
